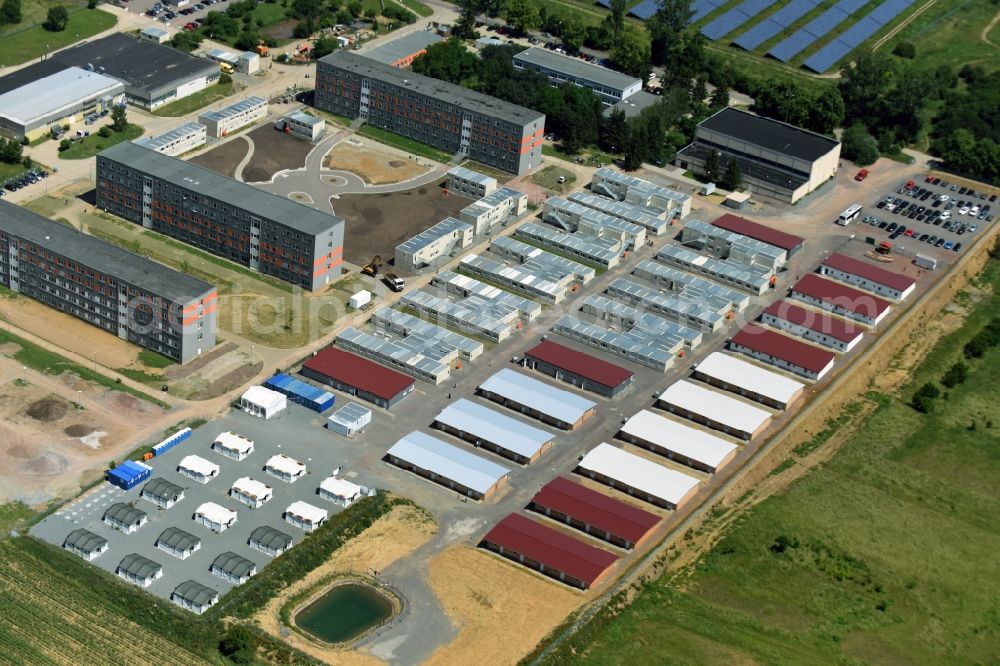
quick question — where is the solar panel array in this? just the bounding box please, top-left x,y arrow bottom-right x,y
733,0 -> 822,51
596,0 -> 612,7
802,0 -> 915,72
767,0 -> 869,62
629,0 -> 660,20
701,0 -> 779,40
687,0 -> 729,22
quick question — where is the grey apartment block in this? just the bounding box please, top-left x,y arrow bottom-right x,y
315,52 -> 545,176
96,142 -> 344,291
0,201 -> 216,363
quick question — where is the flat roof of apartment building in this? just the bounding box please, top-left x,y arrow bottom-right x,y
365,31 -> 442,65
0,201 -> 214,302
99,142 -> 343,236
318,51 -> 544,126
698,107 -> 839,162
513,47 -> 642,91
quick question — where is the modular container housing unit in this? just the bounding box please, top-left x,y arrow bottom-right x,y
211,551 -> 257,584
135,121 -> 207,156
96,142 -> 345,291
155,527 -> 201,560
278,110 -> 325,141
457,254 -> 571,305
515,222 -> 625,269
248,525 -> 293,557
177,455 -> 220,484
265,454 -> 306,483
141,478 -> 185,509
762,300 -> 864,352
447,165 -> 498,198
0,202 -> 217,364
529,477 -> 660,549
729,324 -> 837,381
819,253 -> 916,300
193,502 -> 238,533
655,244 -> 773,295
198,96 -> 268,137
513,47 -> 642,104
680,218 -> 787,271
63,529 -> 109,561
326,402 -> 372,436
284,501 -> 328,532
481,513 -> 619,590
264,373 -> 336,413
567,191 -> 670,236
385,430 -> 511,500
576,443 -> 701,510
458,187 -> 529,235
590,167 -> 692,217
619,409 -> 740,474
116,554 -> 163,588
711,213 -> 805,256
543,197 -> 647,250
789,274 -> 892,327
229,477 -> 273,508
606,277 -> 725,332
315,52 -> 545,176
433,398 -> 555,465
212,431 -> 255,461
103,503 -> 148,535
107,460 -> 153,490
301,347 -> 416,409
478,368 -> 597,431
656,380 -> 773,441
238,386 -> 287,419
522,339 -> 634,397
691,351 -> 806,410
395,217 -> 474,273
171,580 -> 219,614
318,477 -> 363,507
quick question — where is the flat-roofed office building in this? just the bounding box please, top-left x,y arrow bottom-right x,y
513,48 -> 642,105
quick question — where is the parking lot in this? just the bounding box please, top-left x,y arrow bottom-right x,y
134,0 -> 228,31
1,168 -> 49,196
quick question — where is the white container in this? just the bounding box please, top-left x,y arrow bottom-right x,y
349,290 -> 372,309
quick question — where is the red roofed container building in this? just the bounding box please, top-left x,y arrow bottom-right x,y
729,324 -> 836,381
480,513 -> 619,589
300,348 -> 415,409
819,253 -> 916,300
522,340 -> 634,398
790,274 -> 892,327
711,213 -> 805,256
529,477 -> 660,549
762,300 -> 864,352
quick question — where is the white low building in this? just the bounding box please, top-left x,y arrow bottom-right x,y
193,502 -> 238,533
349,290 -> 372,309
239,386 -> 287,419
656,380 -> 773,441
326,402 -> 372,436
264,453 -> 306,483
691,352 -> 806,410
198,96 -> 268,138
212,431 -> 255,461
177,455 -> 220,484
229,477 -> 274,508
619,409 -> 739,474
576,443 -> 701,510
135,121 -> 207,156
318,476 -> 363,507
284,501 -> 328,532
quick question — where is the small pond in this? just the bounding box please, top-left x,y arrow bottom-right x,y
294,583 -> 394,644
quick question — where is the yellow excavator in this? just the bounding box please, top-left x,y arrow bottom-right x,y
362,254 -> 382,277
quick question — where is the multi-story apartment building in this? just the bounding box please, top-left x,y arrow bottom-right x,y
96,142 -> 344,291
0,201 -> 216,363
315,52 -> 545,176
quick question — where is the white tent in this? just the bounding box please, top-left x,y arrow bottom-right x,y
177,455 -> 220,484
318,477 -> 363,507
212,431 -> 255,460
284,501 -> 328,532
193,502 -> 238,533
264,454 -> 306,483
239,386 -> 287,419
229,477 -> 273,508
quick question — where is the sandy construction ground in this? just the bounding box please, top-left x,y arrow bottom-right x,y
324,142 -> 429,185
254,503 -> 437,664
424,546 -> 585,666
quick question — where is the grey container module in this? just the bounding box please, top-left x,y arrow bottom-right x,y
326,402 -> 372,436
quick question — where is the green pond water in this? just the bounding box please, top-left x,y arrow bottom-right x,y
295,583 -> 394,643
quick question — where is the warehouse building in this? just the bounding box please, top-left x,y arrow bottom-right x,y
433,398 -> 555,465
711,213 -> 805,257
656,379 -> 773,441
276,110 -> 325,142
478,368 -> 597,430
591,167 -> 692,217
198,96 -> 268,137
301,347 -> 415,409
513,47 -> 642,105
729,324 -> 837,381
762,300 -> 864,352
63,528 -> 109,561
458,187 -> 528,235
141,478 -> 185,509
385,430 -> 511,500
211,551 -> 257,584
206,48 -> 239,69
238,386 -> 287,419
366,31 -> 442,67
229,477 -> 273,508
212,431 -> 255,461
171,580 -> 218,614
265,454 -> 307,483
193,502 -> 238,533
0,67 -> 124,141
326,402 -> 372,436
0,201 -> 217,364
96,142 -> 345,291
136,122 -> 207,156
819,253 -> 916,300
790,274 -> 892,327
522,339 -> 634,397
284,501 -> 328,532
116,554 -> 163,588
316,52 -> 545,175
318,476 -> 363,507
619,409 -> 740,474
529,477 -> 660,550
480,513 -> 619,590
177,455 -> 220,484
692,352 -> 806,410
447,165 -> 497,198
155,527 -> 201,560
676,108 -> 841,204
248,525 -> 293,557
395,217 -> 474,272
576,443 -> 701,510
103,503 -> 148,535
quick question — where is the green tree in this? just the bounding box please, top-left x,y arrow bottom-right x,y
611,25 -> 651,80
219,72 -> 233,84
110,105 -> 128,132
608,0 -> 626,41
941,361 -> 969,388
647,0 -> 693,69
347,0 -> 362,18
171,30 -> 204,52
411,38 -> 480,84
0,0 -> 22,25
600,108 -> 628,153
43,4 -> 69,31
841,123 -> 880,166
58,139 -> 71,152
98,126 -> 112,138
218,626 -> 256,664
560,17 -> 585,53
0,137 -> 23,164
720,158 -> 742,190
622,125 -> 645,171
503,0 -> 539,36
710,80 -> 729,109
892,41 -> 915,59
87,0 -> 97,8
809,86 -> 845,135
911,382 -> 940,413
453,0 -> 481,39
312,36 -> 338,59
703,149 -> 720,182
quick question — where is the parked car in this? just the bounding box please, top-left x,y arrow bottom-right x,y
953,242 -> 962,252
935,238 -> 946,247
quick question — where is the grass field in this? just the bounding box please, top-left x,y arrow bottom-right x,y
883,0 -> 1000,73
357,124 -> 453,163
532,164 -> 576,193
0,162 -> 28,185
59,124 -> 144,160
398,0 -> 433,17
0,8 -> 116,67
539,258 -> 1000,665
152,82 -> 235,118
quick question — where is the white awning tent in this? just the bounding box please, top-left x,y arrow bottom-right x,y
193,502 -> 238,532
178,455 -> 220,483
213,431 -> 254,459
284,501 -> 328,531
318,476 -> 363,506
230,477 -> 273,507
265,454 -> 306,482
239,386 -> 287,419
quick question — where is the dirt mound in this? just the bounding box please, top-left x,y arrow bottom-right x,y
21,451 -> 68,476
64,424 -> 94,437
26,399 -> 68,422
389,160 -> 406,168
6,444 -> 32,459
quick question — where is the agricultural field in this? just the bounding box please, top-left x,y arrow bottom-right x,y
536,257 -> 1000,665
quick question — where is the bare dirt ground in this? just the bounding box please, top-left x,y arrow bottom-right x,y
242,124 -> 315,183
333,182 -> 469,266
253,503 -> 437,664
324,142 -> 430,185
423,546 -> 584,666
188,136 -> 249,178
